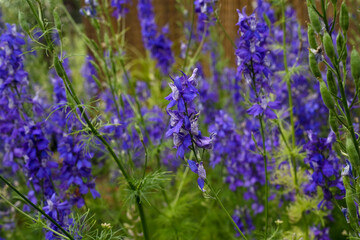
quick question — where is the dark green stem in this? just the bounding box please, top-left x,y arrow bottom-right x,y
136,196 -> 150,240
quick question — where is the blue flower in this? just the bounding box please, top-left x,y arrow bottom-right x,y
111,0 -> 130,19
247,96 -> 280,119
188,160 -> 206,191
303,131 -> 344,209
137,0 -> 174,74
165,69 -> 214,159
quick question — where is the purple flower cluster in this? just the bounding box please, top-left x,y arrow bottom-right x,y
137,0 -> 174,74
58,133 -> 100,208
165,68 -> 213,159
0,24 -> 28,173
194,0 -> 216,39
43,194 -> 72,240
232,207 -> 255,236
303,131 -> 344,209
22,122 -> 58,200
235,7 -> 271,83
111,0 -> 130,19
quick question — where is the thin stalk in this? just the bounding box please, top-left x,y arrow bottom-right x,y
173,166 -> 190,206
0,175 -> 74,240
249,60 -> 269,238
215,12 -> 236,48
205,180 -> 248,240
282,0 -> 298,189
259,117 -> 269,239
183,3 -> 195,70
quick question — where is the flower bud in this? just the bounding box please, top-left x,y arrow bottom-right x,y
326,70 -> 337,96
351,49 -> 360,89
329,110 -> 339,135
309,53 -> 321,78
308,25 -> 317,49
53,56 -> 64,78
319,79 -> 335,110
340,3 -> 349,33
308,7 -> 322,33
323,33 -> 336,63
336,33 -> 347,62
346,136 -> 360,167
344,183 -> 359,227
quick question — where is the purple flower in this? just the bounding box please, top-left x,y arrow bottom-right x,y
58,133 -> 100,208
165,69 -> 214,159
137,0 -> 174,74
43,194 -> 72,240
22,122 -> 58,199
194,0 -> 216,39
111,0 -> 130,19
188,160 -> 206,191
303,131 -> 344,209
247,96 -> 280,119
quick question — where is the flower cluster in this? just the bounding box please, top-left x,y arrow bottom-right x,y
194,0 -> 216,39
57,133 -> 100,208
137,0 -> 174,74
111,0 -> 130,19
235,8 -> 270,83
303,131 -> 344,209
43,194 -> 72,240
22,122 -> 58,201
0,24 -> 28,173
165,68 -> 213,159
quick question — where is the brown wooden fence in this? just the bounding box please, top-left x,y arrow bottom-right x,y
83,0 -> 359,66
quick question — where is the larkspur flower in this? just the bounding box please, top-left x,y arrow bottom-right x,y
303,131 -> 344,209
43,194 -> 72,240
22,122 -> 58,199
137,0 -> 174,74
311,225 -> 331,240
58,133 -> 100,208
194,0 -> 216,40
165,68 -> 214,159
188,160 -> 206,191
247,96 -> 280,119
111,0 -> 130,19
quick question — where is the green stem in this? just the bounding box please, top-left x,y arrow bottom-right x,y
0,175 -> 74,240
205,181 -> 248,240
282,0 -> 298,189
259,117 -> 269,239
136,196 -> 150,240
